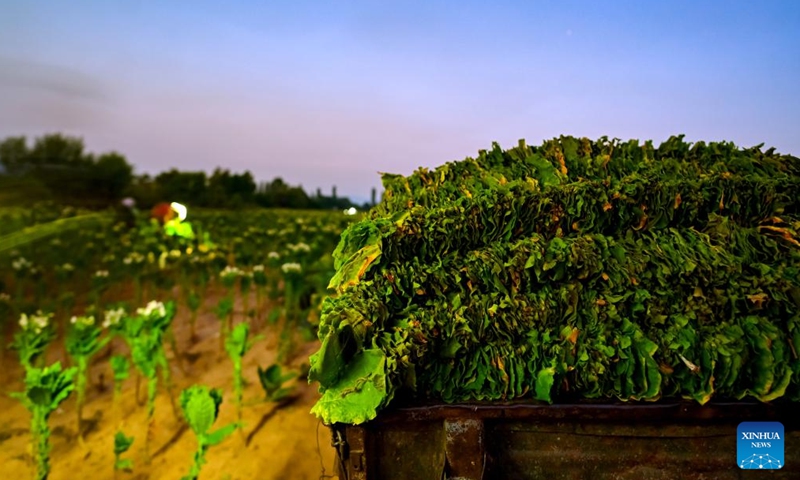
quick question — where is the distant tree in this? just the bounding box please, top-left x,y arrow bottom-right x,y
0,133 -> 364,211
254,177 -> 313,209
0,136 -> 29,175
24,134 -> 94,202
155,170 -> 208,206
28,134 -> 90,169
91,152 -> 134,202
129,174 -> 160,209
207,168 -> 231,207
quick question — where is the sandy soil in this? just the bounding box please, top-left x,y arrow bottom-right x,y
0,289 -> 340,480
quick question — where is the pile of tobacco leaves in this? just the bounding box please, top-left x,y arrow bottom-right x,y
308,135 -> 800,425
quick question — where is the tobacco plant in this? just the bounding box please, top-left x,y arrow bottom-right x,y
218,266 -> 240,349
109,355 -> 130,428
113,431 -> 134,478
185,287 -> 202,342
215,297 -> 234,356
224,322 -> 260,427
238,269 -> 253,322
65,313 -> 109,440
11,362 -> 77,480
11,311 -> 56,369
251,265 -> 267,325
179,385 -> 238,480
257,363 -> 295,402
125,300 -> 177,461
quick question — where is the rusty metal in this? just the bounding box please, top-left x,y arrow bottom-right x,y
444,418 -> 485,480
331,400 -> 799,479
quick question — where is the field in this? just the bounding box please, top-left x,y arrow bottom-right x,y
0,205 -> 354,480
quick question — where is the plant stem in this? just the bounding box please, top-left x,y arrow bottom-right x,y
158,354 -> 181,422
255,288 -> 263,327
166,327 -> 186,376
233,358 -> 243,429
242,289 -> 249,323
135,373 -> 144,406
76,356 -> 88,440
33,409 -> 49,480
144,375 -> 158,464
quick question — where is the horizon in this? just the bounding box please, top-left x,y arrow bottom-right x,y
1,1 -> 798,201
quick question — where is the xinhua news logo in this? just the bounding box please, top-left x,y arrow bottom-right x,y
737,422 -> 784,470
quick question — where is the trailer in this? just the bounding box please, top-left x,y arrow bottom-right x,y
330,399 -> 798,480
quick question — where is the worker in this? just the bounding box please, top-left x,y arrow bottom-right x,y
116,197 -> 138,229
150,201 -> 175,225
150,201 -> 195,239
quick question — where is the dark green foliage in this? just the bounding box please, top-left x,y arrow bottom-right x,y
11,362 -> 77,480
309,135 -> 800,425
257,364 -> 295,402
113,431 -> 134,472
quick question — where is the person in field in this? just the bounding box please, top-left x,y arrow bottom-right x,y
150,201 -> 176,225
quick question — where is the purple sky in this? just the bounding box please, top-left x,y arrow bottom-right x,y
1,1 -> 798,203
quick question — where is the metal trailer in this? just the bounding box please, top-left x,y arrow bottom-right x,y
329,400 -> 798,480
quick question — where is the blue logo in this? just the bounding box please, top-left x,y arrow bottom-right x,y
737,422 -> 784,470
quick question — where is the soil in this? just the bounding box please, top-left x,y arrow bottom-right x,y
0,288 -> 340,480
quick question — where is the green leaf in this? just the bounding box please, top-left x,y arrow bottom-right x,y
180,385 -> 219,436
310,349 -> 387,425
534,367 -> 556,402
114,431 -> 135,455
202,423 -> 239,447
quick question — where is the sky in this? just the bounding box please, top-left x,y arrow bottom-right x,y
0,1 -> 798,203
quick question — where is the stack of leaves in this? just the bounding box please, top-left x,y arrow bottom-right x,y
308,135 -> 800,425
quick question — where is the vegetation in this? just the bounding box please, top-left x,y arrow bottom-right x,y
0,133 -> 372,210
308,135 -> 800,424
0,204 -> 355,478
11,362 -> 77,480
179,386 -> 239,480
112,431 -> 135,477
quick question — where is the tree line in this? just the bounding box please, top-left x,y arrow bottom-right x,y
0,133 -> 372,210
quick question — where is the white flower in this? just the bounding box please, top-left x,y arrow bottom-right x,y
12,257 -> 32,271
268,251 -> 280,259
137,300 -> 166,318
94,270 -> 109,278
71,315 -> 95,327
287,242 -> 311,253
252,265 -> 265,272
220,266 -> 242,278
281,262 -> 302,274
102,307 -> 126,328
21,310 -> 53,334
123,252 -> 145,265
62,263 -> 75,271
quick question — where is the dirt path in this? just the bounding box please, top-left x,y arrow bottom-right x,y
0,290 -> 340,480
